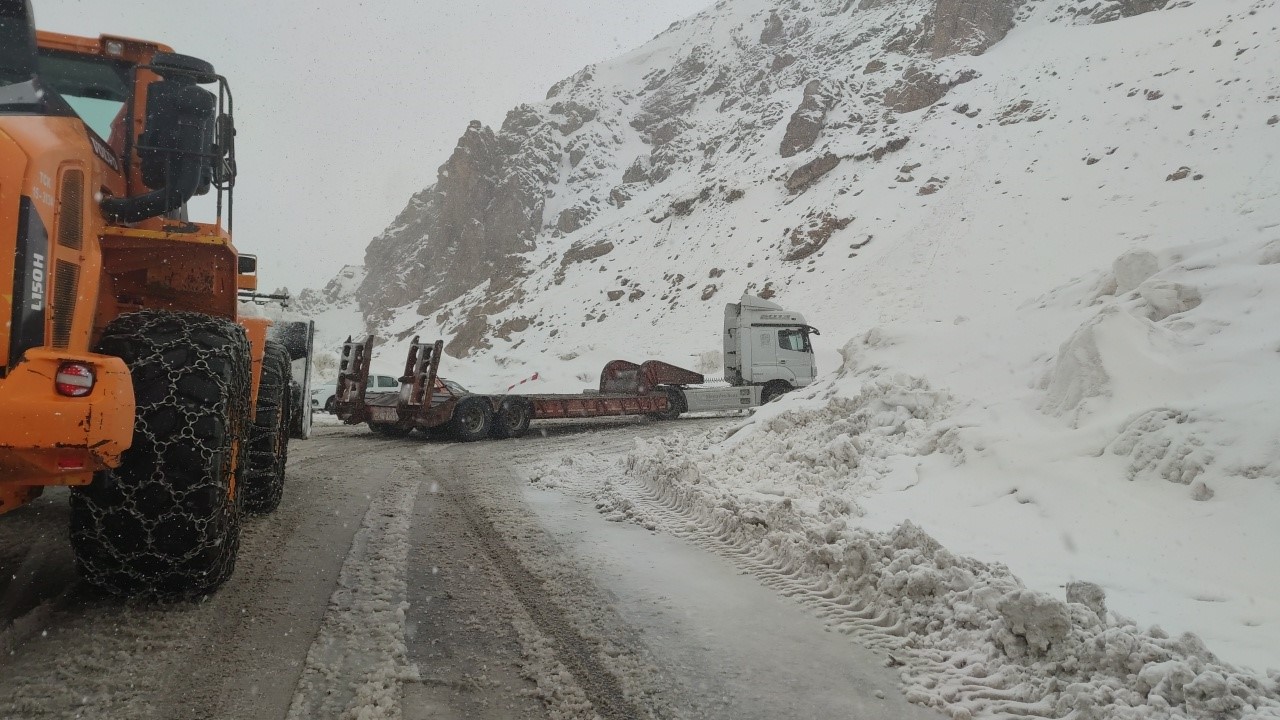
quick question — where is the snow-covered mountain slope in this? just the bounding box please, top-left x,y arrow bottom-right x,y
304,0 -> 1280,684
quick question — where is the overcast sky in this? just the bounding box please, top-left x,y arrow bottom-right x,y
35,0 -> 710,291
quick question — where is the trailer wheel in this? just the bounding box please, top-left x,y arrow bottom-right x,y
243,341 -> 291,514
650,386 -> 686,421
369,422 -> 413,438
491,398 -> 532,439
324,396 -> 337,414
761,380 -> 793,404
71,310 -> 250,598
448,398 -> 493,442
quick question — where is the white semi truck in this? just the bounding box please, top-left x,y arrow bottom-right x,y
680,294 -> 820,413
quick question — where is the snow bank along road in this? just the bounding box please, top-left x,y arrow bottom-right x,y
0,419 -> 943,720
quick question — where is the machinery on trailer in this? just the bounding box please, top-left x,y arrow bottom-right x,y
333,294 -> 818,440
0,0 -> 309,597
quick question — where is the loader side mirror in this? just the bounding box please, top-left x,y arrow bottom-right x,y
101,65 -> 219,223
138,78 -> 216,191
237,254 -> 257,275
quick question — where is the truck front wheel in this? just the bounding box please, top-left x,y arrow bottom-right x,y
71,311 -> 250,598
761,380 -> 793,404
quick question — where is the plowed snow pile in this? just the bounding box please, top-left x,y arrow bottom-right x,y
561,230 -> 1280,718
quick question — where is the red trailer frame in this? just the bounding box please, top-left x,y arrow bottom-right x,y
334,336 -> 704,441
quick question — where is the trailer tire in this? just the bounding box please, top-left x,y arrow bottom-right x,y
369,422 -> 413,438
243,341 -> 291,514
324,396 -> 337,414
448,398 -> 493,442
650,386 -> 686,421
761,380 -> 793,404
491,398 -> 532,439
71,311 -> 250,598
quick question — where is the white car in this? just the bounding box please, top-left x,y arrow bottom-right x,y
312,373 -> 401,413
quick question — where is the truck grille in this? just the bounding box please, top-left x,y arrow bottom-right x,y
51,260 -> 79,349
57,169 -> 84,250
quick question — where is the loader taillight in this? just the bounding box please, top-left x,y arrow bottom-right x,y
57,454 -> 87,471
55,363 -> 95,397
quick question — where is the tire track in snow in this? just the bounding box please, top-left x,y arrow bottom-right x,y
451,479 -> 645,720
286,471 -> 421,720
602,466 -> 910,652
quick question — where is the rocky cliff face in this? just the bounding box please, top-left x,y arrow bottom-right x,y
309,0 -> 1232,365
357,114 -> 554,330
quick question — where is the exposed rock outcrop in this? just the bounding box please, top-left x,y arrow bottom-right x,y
357,111 -> 560,325
884,66 -> 978,113
781,80 -> 837,158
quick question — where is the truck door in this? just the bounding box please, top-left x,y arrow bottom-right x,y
750,328 -> 781,381
776,328 -> 815,385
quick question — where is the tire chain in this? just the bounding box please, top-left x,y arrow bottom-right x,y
70,310 -> 251,598
244,341 -> 290,513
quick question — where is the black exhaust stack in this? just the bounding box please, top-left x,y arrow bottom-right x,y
0,0 -> 38,85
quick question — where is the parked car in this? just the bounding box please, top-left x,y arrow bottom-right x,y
312,373 -> 401,412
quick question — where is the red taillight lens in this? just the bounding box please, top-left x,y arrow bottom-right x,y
57,453 -> 86,470
55,362 -> 95,397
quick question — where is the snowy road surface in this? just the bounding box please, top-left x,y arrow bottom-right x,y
0,419 -> 941,720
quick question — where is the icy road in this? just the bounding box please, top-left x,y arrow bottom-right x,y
0,419 -> 941,720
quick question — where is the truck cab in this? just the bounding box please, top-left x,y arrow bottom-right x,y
722,294 -> 819,392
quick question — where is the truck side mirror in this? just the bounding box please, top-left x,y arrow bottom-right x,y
237,254 -> 257,275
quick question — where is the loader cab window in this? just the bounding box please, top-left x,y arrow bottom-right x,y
778,328 -> 812,353
35,51 -> 131,140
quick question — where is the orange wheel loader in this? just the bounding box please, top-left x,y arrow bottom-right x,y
0,0 -> 305,597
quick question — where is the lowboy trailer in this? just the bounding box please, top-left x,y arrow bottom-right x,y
334,336 -> 705,441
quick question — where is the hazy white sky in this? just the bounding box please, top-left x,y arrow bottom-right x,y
35,0 -> 709,291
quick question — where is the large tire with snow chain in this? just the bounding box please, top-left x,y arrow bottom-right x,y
71,311 -> 251,598
490,398 -> 531,439
243,340 -> 290,514
448,397 -> 493,442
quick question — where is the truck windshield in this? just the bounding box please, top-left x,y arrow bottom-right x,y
34,50 -> 131,139
778,328 -> 812,353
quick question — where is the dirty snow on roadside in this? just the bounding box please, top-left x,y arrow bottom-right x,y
287,475 -> 421,720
